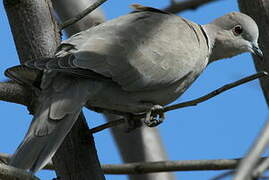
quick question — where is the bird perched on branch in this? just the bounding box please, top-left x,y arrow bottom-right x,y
6,5 -> 262,173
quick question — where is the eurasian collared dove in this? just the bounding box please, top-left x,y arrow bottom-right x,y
6,6 -> 262,173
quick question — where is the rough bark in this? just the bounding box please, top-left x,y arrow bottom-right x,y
238,0 -> 269,106
0,163 -> 39,180
4,0 -> 104,179
0,81 -> 31,106
3,0 -> 59,64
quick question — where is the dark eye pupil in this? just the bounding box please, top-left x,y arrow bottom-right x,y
234,26 -> 243,35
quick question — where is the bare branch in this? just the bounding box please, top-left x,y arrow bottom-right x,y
89,118 -> 125,134
101,159 -> 238,174
2,153 -> 269,175
164,0 -> 219,14
52,0 -> 105,36
1,153 -> 267,174
0,153 -> 9,164
233,120 -> 269,180
0,81 -> 31,106
238,0 -> 269,106
210,171 -> 235,180
253,157 -> 269,179
0,163 -> 39,180
3,0 -> 60,64
164,71 -> 268,112
60,0 -> 108,30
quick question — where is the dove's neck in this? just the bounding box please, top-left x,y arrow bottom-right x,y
202,24 -> 238,63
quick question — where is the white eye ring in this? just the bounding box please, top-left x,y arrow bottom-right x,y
233,25 -> 243,36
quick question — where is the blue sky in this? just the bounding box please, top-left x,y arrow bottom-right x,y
0,0 -> 268,179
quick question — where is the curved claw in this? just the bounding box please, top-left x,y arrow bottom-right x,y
144,105 -> 165,127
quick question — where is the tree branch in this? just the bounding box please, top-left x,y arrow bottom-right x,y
164,71 -> 268,112
0,163 -> 39,180
164,0 -> 219,14
238,0 -> 269,106
253,156 -> 269,179
101,159 -> 239,174
233,120 -> 269,180
1,153 -> 268,174
60,0 -> 108,30
0,81 -> 31,106
89,118 -> 125,134
52,0 -> 105,36
3,0 -> 60,64
41,157 -> 269,174
209,171 -> 234,180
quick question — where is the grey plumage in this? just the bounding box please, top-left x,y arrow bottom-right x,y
6,6 -> 262,173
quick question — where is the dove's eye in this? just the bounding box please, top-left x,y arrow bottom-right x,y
233,25 -> 243,36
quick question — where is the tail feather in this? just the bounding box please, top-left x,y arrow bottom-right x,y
9,110 -> 82,173
9,73 -> 90,173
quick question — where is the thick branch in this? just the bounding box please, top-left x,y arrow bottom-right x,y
253,156 -> 269,178
238,0 -> 269,106
3,0 -> 60,64
0,81 -> 31,106
233,120 -> 269,180
164,0 -> 219,14
0,163 -> 39,180
235,2 -> 269,180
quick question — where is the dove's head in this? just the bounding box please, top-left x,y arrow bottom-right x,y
204,12 -> 262,62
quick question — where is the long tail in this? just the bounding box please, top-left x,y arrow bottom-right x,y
9,72 -> 90,173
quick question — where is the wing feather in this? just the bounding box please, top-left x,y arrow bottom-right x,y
27,10 -> 209,92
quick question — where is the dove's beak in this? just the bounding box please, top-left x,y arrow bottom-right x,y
251,43 -> 263,60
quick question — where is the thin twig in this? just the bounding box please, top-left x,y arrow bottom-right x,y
234,120 -> 269,180
164,0 -> 219,14
60,0 -> 108,30
210,170 -> 235,180
164,71 -> 268,112
89,118 -> 125,133
60,0 -> 218,30
88,71 -> 268,133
